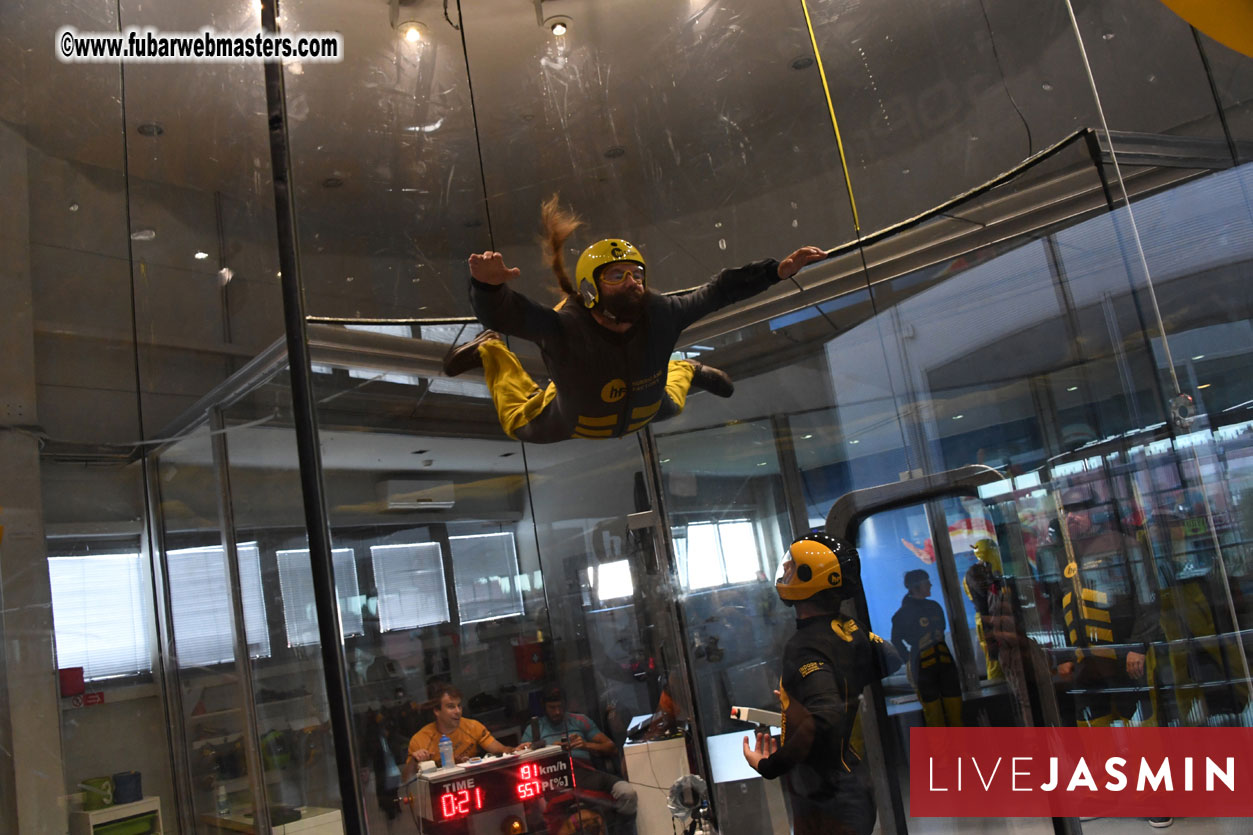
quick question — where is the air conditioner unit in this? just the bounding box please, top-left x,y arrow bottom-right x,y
378,479 -> 456,510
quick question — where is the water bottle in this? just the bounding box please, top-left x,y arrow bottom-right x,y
214,784 -> 229,817
438,735 -> 455,768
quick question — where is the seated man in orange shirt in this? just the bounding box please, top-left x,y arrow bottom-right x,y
403,683 -> 527,780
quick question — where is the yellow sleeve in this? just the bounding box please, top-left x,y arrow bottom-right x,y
408,725 -> 436,760
468,718 -> 497,750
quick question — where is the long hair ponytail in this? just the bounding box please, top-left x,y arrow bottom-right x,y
540,194 -> 582,297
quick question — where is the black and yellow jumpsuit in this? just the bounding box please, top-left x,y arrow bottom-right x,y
467,259 -> 781,443
756,616 -> 901,835
891,595 -> 963,727
1057,529 -> 1160,726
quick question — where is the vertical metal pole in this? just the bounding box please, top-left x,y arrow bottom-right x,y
635,429 -> 713,791
926,501 -> 980,695
211,409 -> 273,833
770,414 -> 813,540
258,1 -> 366,830
143,457 -> 196,834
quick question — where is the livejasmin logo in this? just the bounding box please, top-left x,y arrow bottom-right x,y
927,753 -> 1234,793
910,728 -> 1253,818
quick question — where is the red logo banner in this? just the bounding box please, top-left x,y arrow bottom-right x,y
910,727 -> 1253,818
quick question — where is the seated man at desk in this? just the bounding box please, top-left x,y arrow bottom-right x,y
403,683 -> 525,779
521,687 -> 637,832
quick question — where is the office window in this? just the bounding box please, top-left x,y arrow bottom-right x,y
167,543 -> 271,666
276,548 -> 364,646
48,553 -> 151,681
449,532 -> 524,623
585,559 -> 634,603
372,542 -> 450,630
676,520 -> 763,590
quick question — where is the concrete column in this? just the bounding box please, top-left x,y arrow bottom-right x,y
0,121 -> 68,834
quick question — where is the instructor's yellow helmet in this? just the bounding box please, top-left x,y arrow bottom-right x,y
575,238 -> 646,308
775,533 -> 861,603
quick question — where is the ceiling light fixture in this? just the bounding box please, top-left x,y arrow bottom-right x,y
849,439 -> 860,444
194,251 -> 210,260
952,414 -> 964,420
1198,383 -> 1212,389
545,15 -> 572,36
1067,386 -> 1078,392
1192,354 -> 1205,360
130,228 -> 156,241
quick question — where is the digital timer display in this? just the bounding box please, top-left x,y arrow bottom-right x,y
439,786 -> 486,819
432,754 -> 573,822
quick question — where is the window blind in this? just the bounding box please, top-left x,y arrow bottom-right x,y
371,542 -> 450,631
166,543 -> 270,667
276,547 -> 364,646
48,553 -> 151,681
449,532 -> 524,623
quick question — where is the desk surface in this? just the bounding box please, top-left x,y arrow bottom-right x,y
201,806 -> 341,834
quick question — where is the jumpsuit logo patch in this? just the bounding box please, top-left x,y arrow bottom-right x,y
831,618 -> 858,642
601,379 -> 627,403
1064,562 -> 1078,579
799,661 -> 824,678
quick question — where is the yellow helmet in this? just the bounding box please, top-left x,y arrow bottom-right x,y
971,538 -> 1003,574
775,533 -> 861,602
574,238 -> 645,308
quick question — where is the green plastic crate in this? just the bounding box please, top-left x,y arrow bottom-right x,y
92,811 -> 159,835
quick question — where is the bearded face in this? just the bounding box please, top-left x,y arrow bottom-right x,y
597,281 -> 649,323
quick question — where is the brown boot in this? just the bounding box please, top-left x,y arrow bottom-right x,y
688,361 -> 734,398
442,329 -> 502,377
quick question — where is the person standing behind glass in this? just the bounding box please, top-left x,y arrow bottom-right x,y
891,569 -> 963,727
1052,486 -> 1161,727
742,534 -> 901,835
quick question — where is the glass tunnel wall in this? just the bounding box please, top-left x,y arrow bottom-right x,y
2,2 -> 1253,835
4,0 -> 293,832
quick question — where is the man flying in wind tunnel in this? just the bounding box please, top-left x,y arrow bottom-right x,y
443,196 -> 827,443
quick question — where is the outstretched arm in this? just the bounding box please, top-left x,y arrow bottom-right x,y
467,251 -> 561,343
668,246 -> 828,331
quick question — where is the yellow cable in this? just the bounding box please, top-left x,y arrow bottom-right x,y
799,0 -> 861,233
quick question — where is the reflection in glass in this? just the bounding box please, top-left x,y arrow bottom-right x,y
48,552 -> 151,681
371,542 -> 451,630
277,548 -> 363,646
168,544 -> 270,666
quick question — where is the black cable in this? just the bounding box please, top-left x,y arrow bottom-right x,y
977,0 -> 1032,157
443,0 -> 460,30
454,0 -> 495,246
1190,25 -> 1240,167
